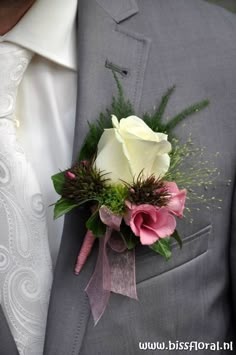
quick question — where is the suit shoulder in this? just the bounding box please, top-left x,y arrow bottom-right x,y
138,0 -> 236,48
186,0 -> 236,31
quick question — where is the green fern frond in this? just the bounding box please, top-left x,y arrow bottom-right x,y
78,71 -> 209,161
109,71 -> 134,119
153,85 -> 176,129
143,86 -> 175,131
163,99 -> 209,133
78,71 -> 134,161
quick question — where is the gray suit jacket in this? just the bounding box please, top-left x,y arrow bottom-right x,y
1,0 -> 236,354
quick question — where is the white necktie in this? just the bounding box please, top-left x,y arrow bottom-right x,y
0,42 -> 52,355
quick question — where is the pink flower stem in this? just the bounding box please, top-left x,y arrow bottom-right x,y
74,230 -> 96,275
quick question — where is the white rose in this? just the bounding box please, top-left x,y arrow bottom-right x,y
94,115 -> 171,183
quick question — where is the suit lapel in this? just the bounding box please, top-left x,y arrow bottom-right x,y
72,0 -> 151,158
44,0 -> 150,354
0,305 -> 19,355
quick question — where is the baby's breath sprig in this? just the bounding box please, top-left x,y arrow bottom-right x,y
165,135 -> 222,213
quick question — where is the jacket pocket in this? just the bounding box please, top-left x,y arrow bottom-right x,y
135,224 -> 211,284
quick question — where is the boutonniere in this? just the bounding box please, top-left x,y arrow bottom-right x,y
52,74 -> 215,324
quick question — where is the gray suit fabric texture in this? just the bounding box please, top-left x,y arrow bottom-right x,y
1,0 -> 236,354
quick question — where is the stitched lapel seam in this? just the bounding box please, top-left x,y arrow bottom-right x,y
114,25 -> 151,111
72,297 -> 90,355
96,0 -> 139,23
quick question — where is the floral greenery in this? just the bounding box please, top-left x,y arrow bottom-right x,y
52,72 -> 210,258
142,85 -> 209,136
78,72 -> 209,161
99,184 -> 128,215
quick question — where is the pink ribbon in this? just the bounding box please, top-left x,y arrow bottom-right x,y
85,206 -> 138,325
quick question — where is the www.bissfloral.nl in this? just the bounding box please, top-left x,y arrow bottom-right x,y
138,341 -> 233,351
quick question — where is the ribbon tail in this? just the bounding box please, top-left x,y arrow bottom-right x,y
85,227 -> 112,325
107,245 -> 138,300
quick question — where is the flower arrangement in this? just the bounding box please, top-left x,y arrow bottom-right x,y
51,74 -> 213,323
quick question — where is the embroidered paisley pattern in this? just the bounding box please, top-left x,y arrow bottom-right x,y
0,43 -> 52,355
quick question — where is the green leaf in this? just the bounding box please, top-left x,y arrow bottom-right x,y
120,223 -> 138,250
86,210 -> 106,238
51,171 -> 65,195
150,238 -> 172,261
54,198 -> 78,219
171,230 -> 182,249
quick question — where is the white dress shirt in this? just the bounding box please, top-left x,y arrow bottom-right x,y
0,0 -> 78,265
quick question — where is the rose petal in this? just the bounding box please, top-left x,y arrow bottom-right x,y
94,129 -> 132,183
165,182 -> 187,217
165,182 -> 179,194
119,116 -> 156,139
151,153 -> 171,179
131,213 -> 143,236
124,139 -> 171,179
155,209 -> 176,238
127,204 -> 176,245
139,226 -> 159,245
167,190 -> 187,217
96,115 -> 172,183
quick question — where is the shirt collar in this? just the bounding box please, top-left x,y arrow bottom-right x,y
1,0 -> 77,70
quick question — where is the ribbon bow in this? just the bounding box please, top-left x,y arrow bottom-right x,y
76,206 -> 138,325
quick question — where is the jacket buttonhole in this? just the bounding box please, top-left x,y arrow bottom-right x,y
105,59 -> 130,78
